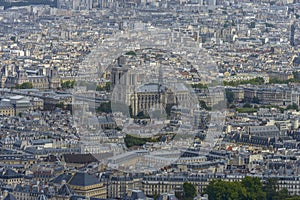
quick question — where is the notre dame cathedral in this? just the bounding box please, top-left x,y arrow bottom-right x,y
0,65 -> 61,89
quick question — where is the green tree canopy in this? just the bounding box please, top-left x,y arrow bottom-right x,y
96,82 -> 110,92
205,179 -> 247,200
285,197 -> 300,200
264,178 -> 279,200
124,134 -> 159,148
286,103 -> 299,111
241,176 -> 266,200
96,101 -> 112,113
61,80 -> 75,89
16,82 -> 33,89
125,51 -> 136,56
199,100 -> 212,110
225,89 -> 234,104
191,83 -> 208,89
183,182 -> 197,200
223,77 -> 264,87
205,177 -> 297,200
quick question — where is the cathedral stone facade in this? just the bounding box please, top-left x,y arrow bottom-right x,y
0,66 -> 61,89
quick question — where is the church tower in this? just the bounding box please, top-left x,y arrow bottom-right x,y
49,66 -> 61,89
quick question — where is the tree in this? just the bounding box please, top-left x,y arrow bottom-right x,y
125,51 -> 136,56
286,103 -> 299,111
205,180 -> 247,200
191,83 -> 208,89
286,197 -> 300,200
136,111 -> 150,119
183,182 -> 197,200
243,103 -> 252,108
61,80 -> 75,89
96,101 -> 112,113
96,82 -> 110,92
263,178 -> 278,200
16,82 -> 33,89
293,71 -> 300,81
252,96 -> 260,104
204,177 -> 300,200
124,134 -> 152,148
10,36 -> 16,42
223,77 -> 265,86
241,176 -> 266,200
273,188 -> 290,200
153,193 -> 160,200
104,82 -> 111,91
199,100 -> 211,110
55,102 -> 65,109
225,89 -> 234,104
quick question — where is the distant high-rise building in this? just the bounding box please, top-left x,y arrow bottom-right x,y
290,23 -> 296,46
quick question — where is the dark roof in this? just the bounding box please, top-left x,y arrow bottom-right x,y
130,190 -> 147,200
50,173 -> 72,184
63,153 -> 98,164
68,172 -> 100,187
0,169 -> 22,179
4,193 -> 17,200
293,57 -> 300,65
57,184 -> 74,196
232,133 -> 275,146
44,155 -> 59,162
14,184 -> 30,193
70,195 -> 88,200
5,169 -> 16,175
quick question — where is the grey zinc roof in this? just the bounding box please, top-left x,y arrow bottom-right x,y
68,172 -> 100,187
130,190 -> 147,200
249,125 -> 279,133
57,184 -> 74,196
3,193 -> 17,200
137,83 -> 165,93
50,173 -> 73,185
0,102 -> 13,108
0,169 -> 22,179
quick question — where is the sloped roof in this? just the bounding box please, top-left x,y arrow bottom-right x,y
50,173 -> 72,185
57,184 -> 74,196
0,169 -> 22,179
130,190 -> 147,200
68,172 -> 100,187
3,193 -> 17,200
63,153 -> 98,164
70,195 -> 88,200
137,83 -> 166,93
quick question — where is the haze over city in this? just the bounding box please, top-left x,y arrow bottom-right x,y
0,0 -> 300,200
